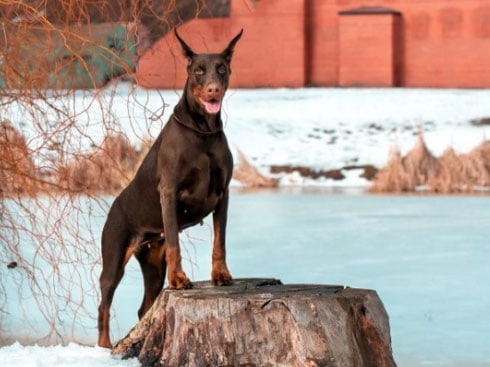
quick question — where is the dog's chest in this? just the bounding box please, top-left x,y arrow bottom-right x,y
177,150 -> 230,220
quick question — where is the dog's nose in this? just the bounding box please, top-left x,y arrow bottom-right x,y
206,83 -> 221,99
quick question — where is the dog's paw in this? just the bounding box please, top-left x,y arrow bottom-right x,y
167,271 -> 192,290
211,265 -> 233,286
98,337 -> 113,349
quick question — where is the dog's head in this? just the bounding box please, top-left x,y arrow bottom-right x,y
175,29 -> 243,115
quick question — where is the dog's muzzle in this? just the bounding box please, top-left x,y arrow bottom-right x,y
200,82 -> 224,114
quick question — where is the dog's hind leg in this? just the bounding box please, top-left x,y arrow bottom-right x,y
135,241 -> 166,319
97,223 -> 132,349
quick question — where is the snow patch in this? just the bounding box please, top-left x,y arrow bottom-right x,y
0,342 -> 139,367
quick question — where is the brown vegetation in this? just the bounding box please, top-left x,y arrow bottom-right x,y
470,117 -> 490,126
3,126 -> 489,196
371,134 -> 490,193
57,134 -> 143,195
0,126 -> 147,198
270,164 -> 378,181
232,149 -> 279,188
0,121 -> 38,197
0,129 -> 281,197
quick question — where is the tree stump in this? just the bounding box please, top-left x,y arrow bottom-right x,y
112,278 -> 396,367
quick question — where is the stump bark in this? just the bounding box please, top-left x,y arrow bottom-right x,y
113,278 -> 396,367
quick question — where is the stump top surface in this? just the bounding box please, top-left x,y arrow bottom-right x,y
165,278 -> 348,300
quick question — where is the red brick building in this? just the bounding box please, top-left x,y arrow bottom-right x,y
136,0 -> 490,89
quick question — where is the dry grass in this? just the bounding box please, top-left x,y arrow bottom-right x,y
0,129 -> 145,197
370,147 -> 412,193
0,121 -> 39,197
4,127 -> 489,196
371,133 -> 490,193
57,134 -> 142,195
1,131 -> 283,196
233,149 -> 279,188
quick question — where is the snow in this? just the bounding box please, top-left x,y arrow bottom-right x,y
0,342 -> 139,367
224,87 -> 490,171
3,84 -> 490,187
2,85 -> 490,366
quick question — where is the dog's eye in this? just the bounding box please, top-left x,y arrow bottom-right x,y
217,65 -> 227,74
195,68 -> 205,76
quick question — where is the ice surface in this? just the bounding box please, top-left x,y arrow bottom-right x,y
2,193 -> 490,367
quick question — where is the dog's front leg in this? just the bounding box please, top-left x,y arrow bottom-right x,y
211,188 -> 233,286
160,184 -> 192,290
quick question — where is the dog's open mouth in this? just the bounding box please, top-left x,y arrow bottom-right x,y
199,98 -> 222,114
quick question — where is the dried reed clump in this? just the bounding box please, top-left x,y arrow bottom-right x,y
403,133 -> 442,190
57,134 -> 142,195
457,141 -> 490,188
233,149 -> 279,188
370,147 -> 413,193
0,121 -> 39,197
434,142 -> 490,192
371,134 -> 490,193
435,147 -> 466,193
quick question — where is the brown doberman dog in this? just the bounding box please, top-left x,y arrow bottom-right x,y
97,28 -> 243,348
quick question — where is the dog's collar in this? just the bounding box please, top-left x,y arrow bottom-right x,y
173,114 -> 223,135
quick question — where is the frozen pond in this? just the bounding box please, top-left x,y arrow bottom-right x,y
222,191 -> 490,367
2,190 -> 490,367
105,190 -> 490,367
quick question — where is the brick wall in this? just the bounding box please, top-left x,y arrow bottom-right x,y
401,1 -> 490,87
136,0 -> 306,89
136,0 -> 490,89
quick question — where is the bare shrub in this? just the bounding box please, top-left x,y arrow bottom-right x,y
0,0 -> 190,345
0,0 -> 237,345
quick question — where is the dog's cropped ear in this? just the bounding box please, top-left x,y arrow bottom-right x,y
222,29 -> 243,63
175,28 -> 195,65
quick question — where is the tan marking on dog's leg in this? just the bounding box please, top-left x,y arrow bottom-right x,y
98,303 -> 112,348
166,244 -> 191,289
123,241 -> 140,265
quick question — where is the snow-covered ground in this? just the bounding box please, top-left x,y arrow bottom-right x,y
224,87 -> 490,173
2,84 -> 490,187
0,342 -> 139,367
1,85 -> 490,366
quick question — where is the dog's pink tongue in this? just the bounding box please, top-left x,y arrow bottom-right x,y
202,100 -> 221,114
